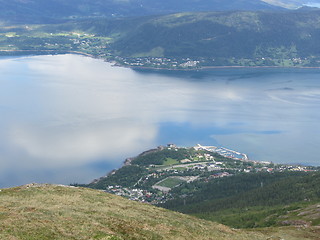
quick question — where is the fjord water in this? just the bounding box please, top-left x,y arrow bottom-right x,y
0,54 -> 319,187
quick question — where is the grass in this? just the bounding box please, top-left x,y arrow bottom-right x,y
163,158 -> 179,166
156,177 -> 186,188
0,184 -> 276,240
172,167 -> 187,171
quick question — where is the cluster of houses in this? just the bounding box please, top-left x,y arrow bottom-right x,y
105,185 -> 171,204
106,186 -> 153,202
116,56 -> 201,69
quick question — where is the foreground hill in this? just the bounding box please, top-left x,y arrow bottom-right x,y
0,183 -> 280,240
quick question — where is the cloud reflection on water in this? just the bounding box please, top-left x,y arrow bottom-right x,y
0,54 -> 320,187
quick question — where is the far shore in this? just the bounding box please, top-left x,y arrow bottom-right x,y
2,50 -> 320,71
129,64 -> 320,71
0,49 -> 95,58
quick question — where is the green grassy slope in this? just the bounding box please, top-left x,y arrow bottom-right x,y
0,183 -> 278,240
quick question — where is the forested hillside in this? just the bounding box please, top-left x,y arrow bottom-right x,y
110,9 -> 320,64
160,172 -> 320,228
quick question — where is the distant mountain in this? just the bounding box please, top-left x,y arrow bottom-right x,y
105,9 -> 320,66
0,0 -> 283,23
262,0 -> 320,9
1,8 -> 320,68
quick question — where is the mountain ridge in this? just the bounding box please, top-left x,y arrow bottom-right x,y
0,0 -> 283,24
0,0 -> 281,23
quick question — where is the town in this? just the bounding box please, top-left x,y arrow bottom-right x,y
100,144 -> 318,204
113,56 -> 313,69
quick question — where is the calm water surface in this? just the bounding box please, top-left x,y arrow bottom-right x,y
0,54 -> 319,187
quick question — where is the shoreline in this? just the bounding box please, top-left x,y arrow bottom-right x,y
128,64 -> 320,71
1,50 -> 320,70
0,49 -> 95,58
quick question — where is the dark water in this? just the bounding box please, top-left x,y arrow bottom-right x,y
0,54 -> 319,187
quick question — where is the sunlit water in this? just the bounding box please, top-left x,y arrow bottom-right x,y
1,54 -> 320,187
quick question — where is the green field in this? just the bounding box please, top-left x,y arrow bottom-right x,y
157,177 -> 186,188
163,158 -> 180,166
172,167 -> 188,171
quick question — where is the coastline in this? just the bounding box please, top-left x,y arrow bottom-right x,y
0,49 -> 95,58
128,64 -> 320,71
1,50 -> 320,71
